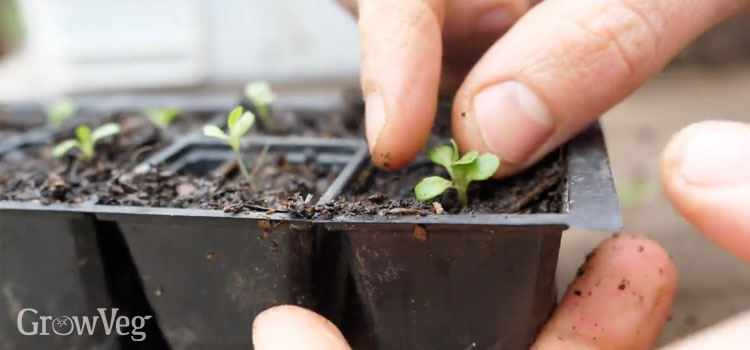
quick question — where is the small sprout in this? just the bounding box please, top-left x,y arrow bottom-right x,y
619,181 -> 654,208
145,108 -> 180,132
46,98 -> 78,127
414,139 -> 500,208
244,81 -> 276,132
52,123 -> 120,161
203,106 -> 267,187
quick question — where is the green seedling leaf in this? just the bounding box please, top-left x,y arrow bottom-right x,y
453,153 -> 499,183
619,181 -> 653,208
450,139 -> 460,162
245,81 -> 277,132
146,108 -> 180,130
52,139 -> 79,158
201,106 -> 263,187
46,98 -> 77,127
245,81 -> 276,106
203,125 -> 228,140
76,125 -> 91,142
454,151 -> 478,165
52,123 -> 119,162
467,154 -> 500,181
417,139 -> 502,208
415,176 -> 453,201
428,145 -> 455,171
91,123 -> 120,143
227,106 -> 244,131
231,111 -> 255,138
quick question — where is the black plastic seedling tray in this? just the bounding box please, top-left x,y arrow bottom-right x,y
318,124 -> 620,350
0,114 -> 118,349
0,93 -> 620,350
0,93 -> 353,350
0,104 -> 48,155
0,203 -> 121,349
0,97 -> 236,350
92,136 -> 367,349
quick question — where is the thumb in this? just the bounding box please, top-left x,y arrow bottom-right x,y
533,234 -> 677,350
358,0 -> 445,170
252,305 -> 351,350
452,0 -> 749,177
660,120 -> 750,261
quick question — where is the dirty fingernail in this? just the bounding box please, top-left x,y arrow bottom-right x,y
365,91 -> 387,153
474,7 -> 514,35
675,124 -> 750,187
473,81 -> 553,163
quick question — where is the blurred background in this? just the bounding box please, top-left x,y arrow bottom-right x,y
0,0 -> 749,346
0,0 -> 359,98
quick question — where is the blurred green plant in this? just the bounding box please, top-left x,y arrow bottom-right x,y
53,123 -> 120,161
145,107 -> 180,132
244,81 -> 276,132
45,98 -> 78,127
618,181 -> 654,208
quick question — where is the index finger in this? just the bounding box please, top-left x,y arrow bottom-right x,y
357,0 -> 445,169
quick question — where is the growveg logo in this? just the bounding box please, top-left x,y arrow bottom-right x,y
17,308 -> 153,341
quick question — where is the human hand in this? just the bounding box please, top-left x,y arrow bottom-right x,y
336,0 -> 749,177
250,120 -> 750,349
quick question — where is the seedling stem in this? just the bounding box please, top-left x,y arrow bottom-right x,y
203,106 -> 265,187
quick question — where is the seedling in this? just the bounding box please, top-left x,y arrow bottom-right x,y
52,123 -> 120,161
145,108 -> 180,132
203,106 -> 269,187
619,180 -> 654,208
46,98 -> 78,127
244,81 -> 276,132
414,140 -> 500,208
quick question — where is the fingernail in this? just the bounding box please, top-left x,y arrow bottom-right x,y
677,124 -> 750,187
365,91 -> 386,153
474,7 -> 514,35
473,81 -> 553,163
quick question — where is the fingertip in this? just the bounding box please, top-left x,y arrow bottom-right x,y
533,234 -> 676,350
596,234 -> 677,285
366,89 -> 434,170
580,234 -> 678,315
453,0 -> 739,180
252,305 -> 350,350
659,121 -> 715,182
491,161 -> 525,178
370,140 -> 426,170
358,0 -> 444,170
660,121 -> 750,262
450,98 -> 539,179
364,91 -> 387,155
